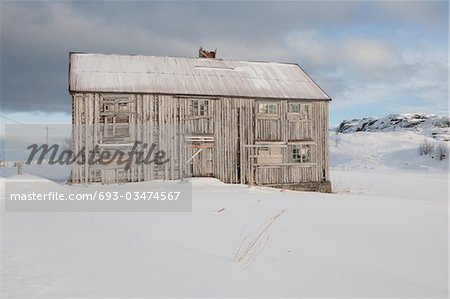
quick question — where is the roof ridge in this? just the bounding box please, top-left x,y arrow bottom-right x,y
69,52 -> 300,66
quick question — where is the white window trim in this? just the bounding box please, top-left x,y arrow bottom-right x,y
258,102 -> 279,115
191,99 -> 209,116
291,144 -> 312,163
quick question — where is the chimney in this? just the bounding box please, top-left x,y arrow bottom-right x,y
199,47 -> 217,58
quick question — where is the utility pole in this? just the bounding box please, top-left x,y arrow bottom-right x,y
46,126 -> 49,163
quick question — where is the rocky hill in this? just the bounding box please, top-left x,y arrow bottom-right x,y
335,113 -> 450,141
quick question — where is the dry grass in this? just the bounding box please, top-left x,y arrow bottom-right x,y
232,209 -> 286,266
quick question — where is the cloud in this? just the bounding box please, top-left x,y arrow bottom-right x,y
0,3 -> 203,113
374,0 -> 448,27
284,26 -> 447,120
284,31 -> 400,73
343,38 -> 397,70
0,1 -> 448,123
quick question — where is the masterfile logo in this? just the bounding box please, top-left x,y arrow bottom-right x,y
26,141 -> 170,171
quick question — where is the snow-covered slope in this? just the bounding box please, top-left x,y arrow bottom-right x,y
1,127 -> 448,297
335,113 -> 450,141
330,131 -> 449,171
2,171 -> 447,297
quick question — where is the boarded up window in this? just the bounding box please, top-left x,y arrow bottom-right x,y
99,96 -> 132,142
257,146 -> 282,164
256,119 -> 281,140
256,102 -> 281,140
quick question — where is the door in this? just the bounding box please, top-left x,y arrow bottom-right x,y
192,146 -> 214,177
185,99 -> 215,177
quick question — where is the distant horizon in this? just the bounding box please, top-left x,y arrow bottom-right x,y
1,108 -> 448,129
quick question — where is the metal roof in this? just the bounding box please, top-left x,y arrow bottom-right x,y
69,53 -> 330,100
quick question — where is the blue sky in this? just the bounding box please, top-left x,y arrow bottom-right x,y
0,1 -> 448,126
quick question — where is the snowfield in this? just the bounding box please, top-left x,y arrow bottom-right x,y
331,130 -> 449,172
1,131 -> 448,297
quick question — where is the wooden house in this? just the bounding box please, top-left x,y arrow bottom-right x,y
69,52 -> 332,192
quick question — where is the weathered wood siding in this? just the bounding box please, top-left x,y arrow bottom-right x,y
72,93 -> 329,185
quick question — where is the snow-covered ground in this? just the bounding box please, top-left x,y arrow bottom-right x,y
330,130 -> 449,172
1,131 -> 448,297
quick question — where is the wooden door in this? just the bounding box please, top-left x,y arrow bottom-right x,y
185,99 -> 215,178
192,147 -> 214,177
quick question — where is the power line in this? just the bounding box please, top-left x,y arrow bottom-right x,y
0,113 -> 27,125
0,114 -> 70,132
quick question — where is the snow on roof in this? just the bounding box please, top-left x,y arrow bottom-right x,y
69,53 -> 330,100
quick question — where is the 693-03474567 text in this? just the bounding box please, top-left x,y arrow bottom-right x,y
9,191 -> 182,201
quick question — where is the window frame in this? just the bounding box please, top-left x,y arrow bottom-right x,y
292,144 -> 312,163
258,102 -> 279,115
302,104 -> 310,120
289,103 -> 301,113
190,99 -> 209,116
288,102 -> 311,120
102,103 -> 114,113
258,146 -> 270,155
117,102 -> 130,112
101,115 -> 130,138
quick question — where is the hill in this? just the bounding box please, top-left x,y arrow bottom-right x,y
335,113 -> 450,141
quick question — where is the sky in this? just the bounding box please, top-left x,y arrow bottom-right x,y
0,0 -> 448,126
